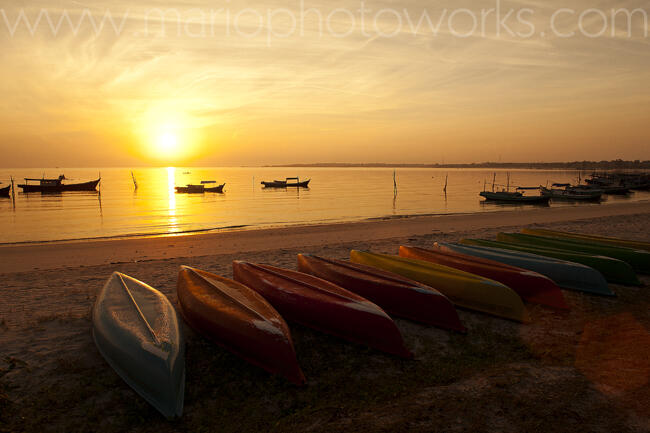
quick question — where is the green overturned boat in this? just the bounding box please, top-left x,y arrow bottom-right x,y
521,228 -> 650,252
496,232 -> 650,274
461,238 -> 641,286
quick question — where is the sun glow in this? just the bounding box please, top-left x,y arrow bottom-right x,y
157,132 -> 179,155
136,104 -> 204,164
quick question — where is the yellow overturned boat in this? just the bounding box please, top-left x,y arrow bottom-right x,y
350,251 -> 529,323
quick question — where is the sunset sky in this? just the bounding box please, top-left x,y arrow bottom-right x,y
1,0 -> 649,167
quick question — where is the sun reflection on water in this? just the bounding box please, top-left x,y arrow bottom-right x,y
167,167 -> 178,233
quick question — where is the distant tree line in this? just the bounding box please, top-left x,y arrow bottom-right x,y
274,160 -> 650,170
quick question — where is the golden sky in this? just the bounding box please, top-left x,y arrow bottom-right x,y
0,0 -> 649,167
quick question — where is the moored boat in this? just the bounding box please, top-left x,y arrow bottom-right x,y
438,242 -> 615,296
496,232 -> 650,274
175,183 -> 225,194
461,238 -> 640,286
232,261 -> 412,358
92,272 -> 185,419
296,254 -> 465,332
17,175 -> 100,193
479,190 -> 550,204
350,250 -> 530,322
399,245 -> 568,310
521,228 -> 650,252
261,177 -> 310,188
540,185 -> 602,201
176,266 -> 305,385
0,184 -> 10,197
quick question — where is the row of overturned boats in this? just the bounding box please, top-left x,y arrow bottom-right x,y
479,172 -> 650,204
92,228 -> 649,418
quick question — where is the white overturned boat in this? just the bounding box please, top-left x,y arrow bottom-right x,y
92,272 -> 185,418
436,242 -> 614,296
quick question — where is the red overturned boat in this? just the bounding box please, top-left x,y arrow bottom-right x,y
296,254 -> 465,332
232,261 -> 412,358
399,245 -> 568,310
176,266 -> 305,385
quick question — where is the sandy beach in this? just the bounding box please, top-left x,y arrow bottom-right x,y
1,202 -> 649,432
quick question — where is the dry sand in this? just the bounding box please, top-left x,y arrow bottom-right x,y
0,202 -> 649,432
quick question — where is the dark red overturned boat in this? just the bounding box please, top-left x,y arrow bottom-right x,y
17,175 -> 100,193
232,261 -> 412,358
0,184 -> 10,197
399,245 -> 569,310
176,266 -> 305,385
296,254 -> 465,332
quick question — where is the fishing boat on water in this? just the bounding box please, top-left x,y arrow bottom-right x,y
175,181 -> 225,194
261,177 -> 310,188
540,184 -> 602,201
479,187 -> 550,204
17,175 -> 100,193
0,183 -> 11,197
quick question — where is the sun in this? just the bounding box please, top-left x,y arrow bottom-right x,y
157,132 -> 178,155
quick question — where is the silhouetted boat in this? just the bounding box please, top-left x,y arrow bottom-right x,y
540,185 -> 602,201
175,183 -> 225,194
17,175 -> 100,193
261,177 -> 310,188
0,184 -> 10,197
479,190 -> 550,204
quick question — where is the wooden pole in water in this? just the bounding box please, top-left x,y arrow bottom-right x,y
10,176 -> 15,208
506,172 -> 510,192
492,172 -> 496,192
443,173 -> 448,194
393,170 -> 397,197
131,171 -> 138,190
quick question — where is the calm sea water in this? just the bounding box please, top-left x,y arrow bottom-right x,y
1,167 -> 648,244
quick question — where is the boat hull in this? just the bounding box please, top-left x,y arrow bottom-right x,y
441,242 -> 615,296
521,228 -> 650,252
296,254 -> 465,332
92,272 -> 185,419
232,261 -> 412,358
480,191 -> 550,203
176,266 -> 305,385
18,178 -> 100,193
0,185 -> 10,197
496,232 -> 650,274
350,251 -> 530,322
399,246 -> 568,310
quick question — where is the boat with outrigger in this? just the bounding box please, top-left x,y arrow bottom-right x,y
539,183 -> 602,201
175,180 -> 225,194
261,177 -> 310,188
17,174 -> 100,193
480,188 -> 550,204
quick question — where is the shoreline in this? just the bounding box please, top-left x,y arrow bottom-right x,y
2,200 -> 650,274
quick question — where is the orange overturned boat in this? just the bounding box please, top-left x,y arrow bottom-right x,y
296,254 -> 465,332
176,266 -> 305,385
17,174 -> 100,193
399,246 -> 568,310
232,261 -> 412,358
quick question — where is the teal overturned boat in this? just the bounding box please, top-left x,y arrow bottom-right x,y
92,272 -> 185,419
496,232 -> 650,274
437,242 -> 615,296
461,238 -> 640,286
